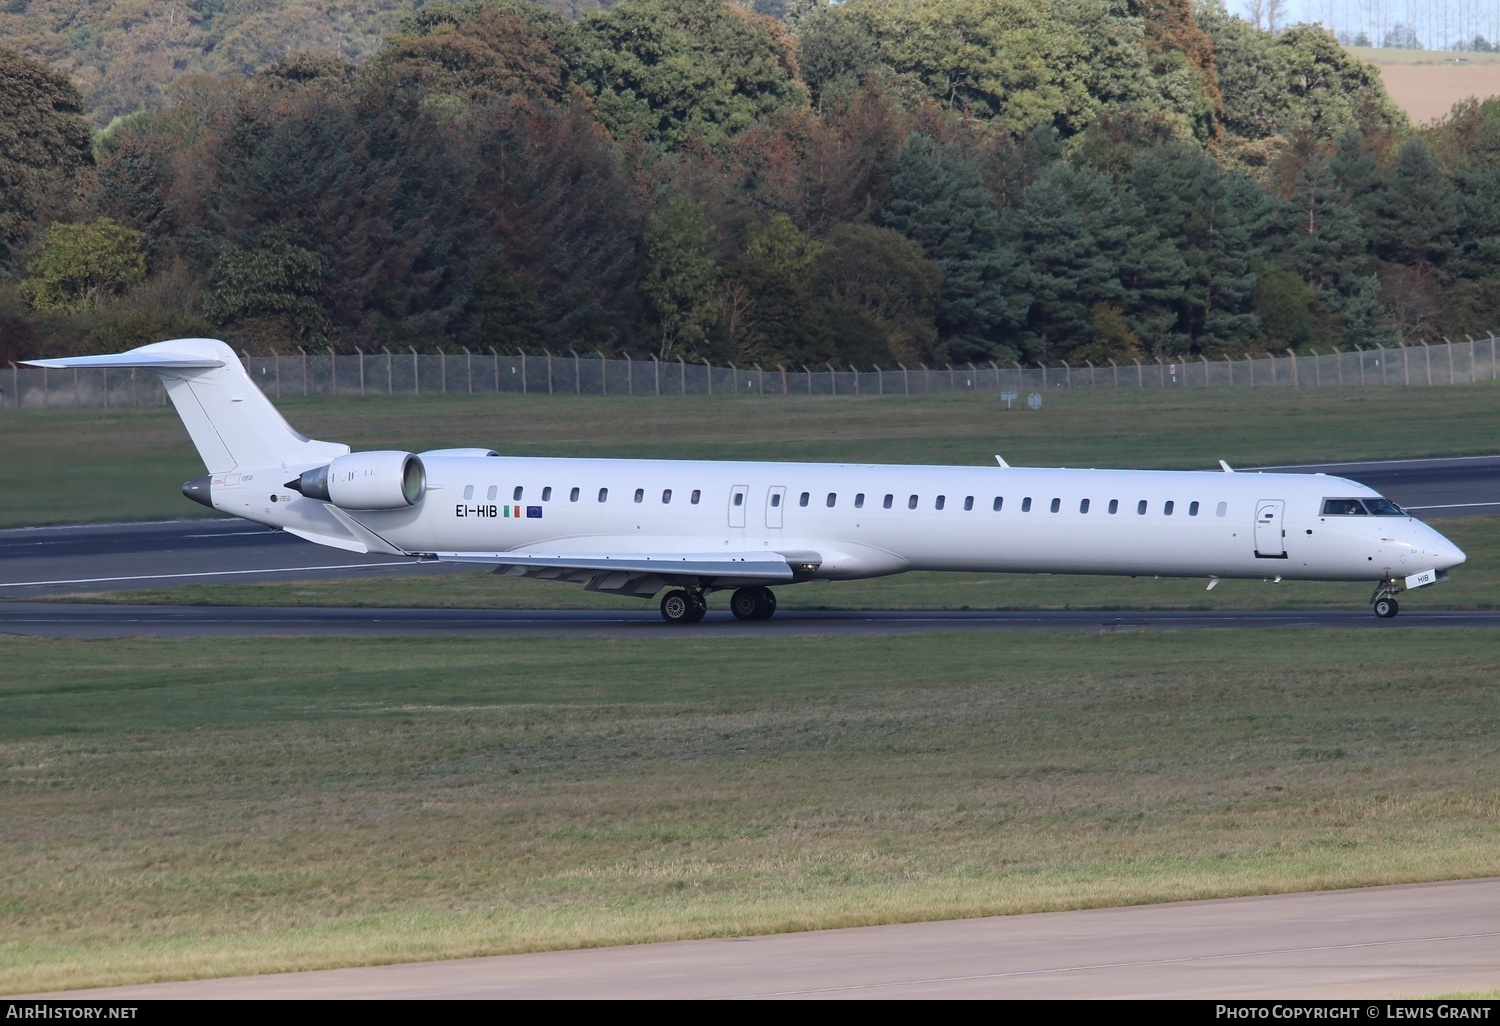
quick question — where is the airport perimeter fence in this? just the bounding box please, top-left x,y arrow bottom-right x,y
7,332 -> 1499,409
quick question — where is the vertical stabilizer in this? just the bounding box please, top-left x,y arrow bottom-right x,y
24,339 -> 349,474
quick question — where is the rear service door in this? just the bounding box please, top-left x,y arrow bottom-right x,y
1255,499 -> 1287,558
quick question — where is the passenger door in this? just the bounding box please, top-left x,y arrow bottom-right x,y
1255,499 -> 1286,558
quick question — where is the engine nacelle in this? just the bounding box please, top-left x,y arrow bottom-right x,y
288,451 -> 426,510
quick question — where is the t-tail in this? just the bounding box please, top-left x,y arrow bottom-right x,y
25,339 -> 351,490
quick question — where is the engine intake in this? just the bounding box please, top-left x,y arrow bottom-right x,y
287,451 -> 426,510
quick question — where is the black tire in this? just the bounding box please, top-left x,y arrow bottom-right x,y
1373,597 -> 1399,618
730,588 -> 761,620
661,590 -> 695,624
686,593 -> 708,623
754,586 -> 777,620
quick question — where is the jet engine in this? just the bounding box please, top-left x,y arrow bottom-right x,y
288,451 -> 426,510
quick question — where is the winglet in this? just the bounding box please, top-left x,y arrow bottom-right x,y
1219,460 -> 1234,473
995,455 -> 1010,468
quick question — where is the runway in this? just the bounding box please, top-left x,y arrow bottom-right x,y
31,878 -> 1500,999
5,601 -> 1500,638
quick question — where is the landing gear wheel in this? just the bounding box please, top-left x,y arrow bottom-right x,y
686,592 -> 707,623
1373,597 -> 1399,619
730,586 -> 777,621
661,590 -> 696,624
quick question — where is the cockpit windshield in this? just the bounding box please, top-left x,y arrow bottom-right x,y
1321,497 -> 1406,517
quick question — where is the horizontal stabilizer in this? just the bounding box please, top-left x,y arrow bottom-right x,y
24,351 -> 225,370
432,551 -> 797,581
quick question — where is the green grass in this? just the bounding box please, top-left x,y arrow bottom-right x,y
3,630 -> 1499,993
3,384 -> 1499,527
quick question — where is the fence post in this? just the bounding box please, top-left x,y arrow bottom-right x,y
705,358 -> 712,395
597,352 -> 606,395
1062,361 -> 1071,389
1376,343 -> 1386,385
440,348 -> 447,395
299,347 -> 308,396
1108,359 -> 1117,388
679,356 -> 686,396
492,349 -> 501,392
548,352 -> 554,395
1013,361 -> 1022,392
626,353 -> 633,395
1199,355 -> 1208,387
1133,358 -> 1142,388
803,366 -> 812,395
571,350 -> 580,394
1314,348 -> 1321,388
384,347 -> 392,395
728,361 -> 737,392
410,347 -> 420,395
989,361 -> 998,392
878,366 -> 884,395
968,362 -> 976,390
780,364 -> 787,395
1287,349 -> 1297,387
851,365 -> 860,396
899,362 -> 908,394
828,364 -> 836,396
1085,360 -> 1094,387
518,349 -> 525,394
1423,340 -> 1432,386
356,347 -> 365,397
1445,336 -> 1454,384
757,363 -> 764,394
652,355 -> 660,396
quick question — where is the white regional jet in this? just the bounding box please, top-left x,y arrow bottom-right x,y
27,339 -> 1466,622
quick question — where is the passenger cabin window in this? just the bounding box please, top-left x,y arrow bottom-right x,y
463,485 -> 474,500
1080,499 -> 1090,514
855,494 -> 865,509
908,494 -> 919,510
770,492 -> 780,507
1164,501 -> 1175,516
734,493 -> 744,506
541,486 -> 551,501
662,489 -> 672,503
598,487 -> 608,502
487,485 -> 498,501
935,495 -> 945,510
634,488 -> 644,504
691,489 -> 701,505
570,487 -> 580,502
1108,499 -> 1119,514
1049,498 -> 1060,513
826,493 -> 837,508
800,492 -> 810,507
514,486 -> 523,501
964,496 -> 974,511
884,494 -> 894,509
1189,501 -> 1199,516
1021,497 -> 1032,512
1137,500 -> 1148,515
992,497 -> 1003,511
1216,501 -> 1228,517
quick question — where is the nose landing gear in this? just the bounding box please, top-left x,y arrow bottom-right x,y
1370,577 -> 1400,618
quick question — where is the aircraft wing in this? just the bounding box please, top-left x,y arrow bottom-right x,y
429,550 -> 802,598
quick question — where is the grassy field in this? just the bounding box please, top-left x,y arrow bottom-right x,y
3,630 -> 1499,993
2,383 -> 1498,528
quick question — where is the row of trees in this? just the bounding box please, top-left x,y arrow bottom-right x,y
2,0 -> 1498,369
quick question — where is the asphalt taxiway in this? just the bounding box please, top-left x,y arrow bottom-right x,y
31,878 -> 1500,999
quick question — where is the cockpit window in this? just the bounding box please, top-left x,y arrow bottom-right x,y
1364,497 -> 1406,516
1321,498 -> 1368,516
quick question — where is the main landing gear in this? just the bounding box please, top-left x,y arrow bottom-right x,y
1370,577 -> 1400,619
658,586 -> 778,624
660,589 -> 707,624
729,586 -> 777,621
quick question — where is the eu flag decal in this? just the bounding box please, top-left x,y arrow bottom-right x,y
527,506 -> 543,518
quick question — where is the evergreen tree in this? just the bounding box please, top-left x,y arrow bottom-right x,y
1365,137 -> 1458,277
880,133 -> 1028,362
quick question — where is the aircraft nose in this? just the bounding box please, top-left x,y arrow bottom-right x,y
1425,528 -> 1466,571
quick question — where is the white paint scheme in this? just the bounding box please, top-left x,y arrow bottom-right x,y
27,339 -> 1467,620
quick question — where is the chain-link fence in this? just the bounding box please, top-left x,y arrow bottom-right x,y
7,334 -> 1498,408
